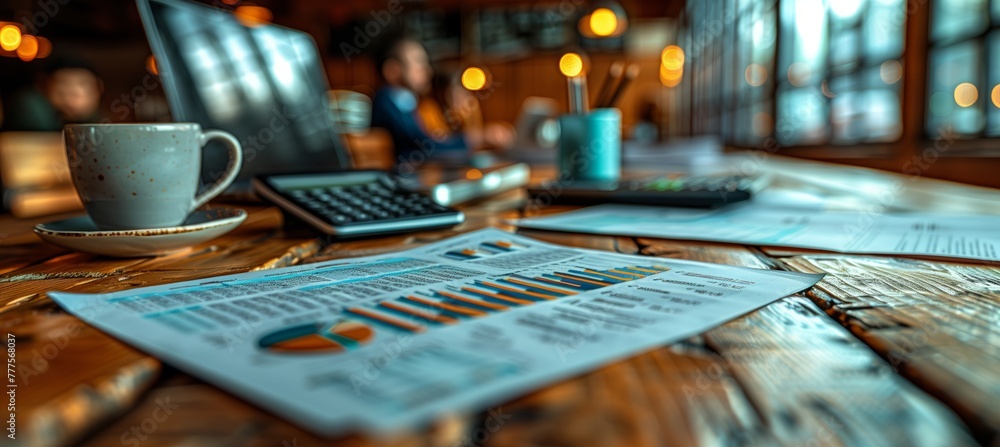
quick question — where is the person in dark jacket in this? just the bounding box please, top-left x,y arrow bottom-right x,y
370,38 -> 468,167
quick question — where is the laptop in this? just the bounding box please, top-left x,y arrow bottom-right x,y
137,0 -> 351,193
138,0 -> 529,209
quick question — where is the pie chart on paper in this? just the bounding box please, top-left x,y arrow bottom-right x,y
258,320 -> 374,354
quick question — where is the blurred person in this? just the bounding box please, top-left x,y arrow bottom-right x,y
2,58 -> 103,131
45,58 -> 104,125
420,70 -> 515,151
371,37 -> 468,163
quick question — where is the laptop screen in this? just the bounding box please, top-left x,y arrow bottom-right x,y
138,0 -> 350,190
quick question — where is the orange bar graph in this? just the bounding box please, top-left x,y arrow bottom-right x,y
477,281 -> 555,300
531,276 -> 585,289
437,291 -> 509,310
346,307 -> 426,332
506,278 -> 579,295
405,295 -> 487,317
378,302 -> 458,324
584,269 -> 632,281
607,268 -> 644,277
554,272 -> 613,287
460,286 -> 535,305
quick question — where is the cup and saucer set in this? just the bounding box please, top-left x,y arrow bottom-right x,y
34,123 -> 246,257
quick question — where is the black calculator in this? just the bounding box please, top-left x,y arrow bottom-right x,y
527,175 -> 756,208
252,171 -> 464,237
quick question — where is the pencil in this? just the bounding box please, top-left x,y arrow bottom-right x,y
602,63 -> 639,108
595,61 -> 624,109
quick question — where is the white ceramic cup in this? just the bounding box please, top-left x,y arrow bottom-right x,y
64,123 -> 242,230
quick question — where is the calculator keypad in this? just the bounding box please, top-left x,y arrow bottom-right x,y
288,183 -> 453,226
640,176 -> 750,193
532,174 -> 754,207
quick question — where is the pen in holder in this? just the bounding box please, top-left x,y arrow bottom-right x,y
557,108 -> 621,182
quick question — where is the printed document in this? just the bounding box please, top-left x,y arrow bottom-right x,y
50,228 -> 822,436
516,204 -> 1000,262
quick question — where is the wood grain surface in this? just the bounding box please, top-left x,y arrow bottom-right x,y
0,190 -> 995,446
783,255 -> 1000,445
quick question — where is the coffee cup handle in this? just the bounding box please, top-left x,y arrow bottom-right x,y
192,130 -> 243,210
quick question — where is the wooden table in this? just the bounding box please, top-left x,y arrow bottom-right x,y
2,155 -> 998,447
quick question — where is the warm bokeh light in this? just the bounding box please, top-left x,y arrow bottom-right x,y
559,53 -> 584,77
661,74 -> 681,87
660,65 -> 682,87
36,36 -> 51,58
235,5 -> 272,27
659,45 -> 683,88
16,34 -> 38,61
461,67 -> 487,91
745,63 -> 767,87
146,55 -> 159,75
954,82 -> 978,108
992,85 -> 1000,108
465,169 -> 483,180
659,65 -> 682,80
880,60 -> 902,84
589,8 -> 618,37
0,25 -> 21,51
787,62 -> 811,87
661,45 -> 684,71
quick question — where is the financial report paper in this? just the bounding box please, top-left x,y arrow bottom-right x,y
50,228 -> 822,436
517,204 -> 1000,262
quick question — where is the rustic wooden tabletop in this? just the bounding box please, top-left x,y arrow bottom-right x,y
2,157 -> 998,447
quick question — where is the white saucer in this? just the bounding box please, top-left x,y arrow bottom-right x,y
34,208 -> 247,257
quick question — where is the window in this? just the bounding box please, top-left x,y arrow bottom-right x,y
925,0 -> 1000,138
685,0 -> 778,146
684,0 -> 906,147
778,0 -> 905,146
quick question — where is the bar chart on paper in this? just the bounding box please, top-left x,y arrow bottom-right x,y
443,240 -> 526,261
128,252 -> 678,350
340,257 -> 672,334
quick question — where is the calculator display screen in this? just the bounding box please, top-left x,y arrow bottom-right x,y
268,172 -> 383,192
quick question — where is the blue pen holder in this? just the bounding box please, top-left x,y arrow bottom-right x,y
557,108 -> 622,182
